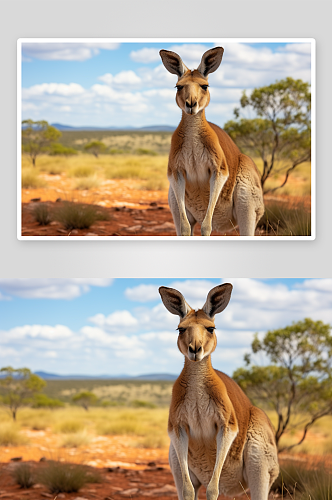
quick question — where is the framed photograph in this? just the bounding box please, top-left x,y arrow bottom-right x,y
18,38 -> 315,240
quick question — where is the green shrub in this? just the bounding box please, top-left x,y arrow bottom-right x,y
49,143 -> 77,156
32,204 -> 53,225
55,202 -> 98,230
32,394 -> 64,409
38,462 -> 93,493
131,400 -> 156,409
136,148 -> 157,155
12,463 -> 35,488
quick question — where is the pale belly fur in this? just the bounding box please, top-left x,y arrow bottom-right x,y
176,387 -> 247,495
173,146 -> 236,232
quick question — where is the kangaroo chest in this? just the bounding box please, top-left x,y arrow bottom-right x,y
175,133 -> 215,186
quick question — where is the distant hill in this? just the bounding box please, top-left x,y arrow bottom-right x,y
50,123 -> 176,132
34,371 -> 177,381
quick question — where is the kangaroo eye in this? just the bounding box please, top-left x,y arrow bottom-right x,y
177,327 -> 186,334
176,85 -> 184,91
206,327 -> 215,334
200,85 -> 209,91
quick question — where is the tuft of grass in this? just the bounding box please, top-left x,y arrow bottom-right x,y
0,423 -> 28,446
272,460 -> 332,500
22,169 -> 46,189
32,204 -> 53,225
259,202 -> 311,236
68,165 -> 96,178
73,176 -> 101,190
12,463 -> 35,488
54,419 -> 84,434
59,431 -> 91,448
55,202 -> 99,230
104,165 -> 145,179
37,461 -> 94,494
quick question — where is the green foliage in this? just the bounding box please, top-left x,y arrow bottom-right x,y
233,319 -> 332,451
0,367 -> 46,421
136,148 -> 157,155
72,391 -> 98,411
131,399 -> 157,408
224,78 -> 311,192
32,393 -> 64,409
49,143 -> 77,156
83,141 -> 106,158
38,461 -> 95,493
32,204 -> 53,226
12,463 -> 35,488
22,120 -> 62,167
55,202 -> 99,230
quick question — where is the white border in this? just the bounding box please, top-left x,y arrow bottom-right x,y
17,38 -> 316,241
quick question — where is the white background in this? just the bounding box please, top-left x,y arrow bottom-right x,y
0,0 -> 330,278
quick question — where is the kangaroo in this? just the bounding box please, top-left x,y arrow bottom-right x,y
159,47 -> 264,236
159,284 -> 279,500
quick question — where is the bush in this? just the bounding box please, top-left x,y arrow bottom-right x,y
32,204 -> 53,225
0,423 -> 27,446
12,463 -> 35,488
32,394 -> 64,409
54,419 -> 84,434
68,165 -> 95,178
55,202 -> 98,230
136,148 -> 157,155
131,400 -> 156,408
38,462 -> 94,493
22,169 -> 46,189
49,143 -> 77,156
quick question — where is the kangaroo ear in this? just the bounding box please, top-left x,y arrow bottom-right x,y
159,287 -> 193,318
197,47 -> 224,77
159,50 -> 189,77
202,283 -> 233,318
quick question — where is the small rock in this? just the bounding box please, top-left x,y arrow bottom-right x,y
141,484 -> 177,496
57,229 -> 68,234
39,457 -> 47,462
50,221 -> 59,226
57,495 -> 66,499
119,488 -> 139,497
56,197 -> 62,202
41,493 -> 53,498
107,466 -> 121,472
72,497 -> 89,500
152,222 -> 175,232
30,198 -> 41,202
147,461 -> 156,467
10,456 -> 22,461
85,233 -> 98,236
0,494 -> 15,498
125,225 -> 142,233
32,483 -> 43,488
150,202 -> 158,207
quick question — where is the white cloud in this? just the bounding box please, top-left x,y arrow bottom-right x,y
0,279 -> 114,300
130,47 -> 161,63
22,42 -> 120,62
125,284 -> 160,302
99,70 -> 142,87
88,310 -> 138,330
0,324 -> 73,341
23,83 -> 85,98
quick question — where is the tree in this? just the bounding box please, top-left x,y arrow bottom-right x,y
83,141 -> 106,158
32,393 -> 65,409
224,78 -> 311,193
22,120 -> 62,166
72,391 -> 97,411
0,367 -> 46,420
233,319 -> 332,452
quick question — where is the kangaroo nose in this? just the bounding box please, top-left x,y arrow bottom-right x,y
189,345 -> 202,354
186,100 -> 197,109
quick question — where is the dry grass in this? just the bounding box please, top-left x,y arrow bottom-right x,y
73,176 -> 101,190
37,461 -> 99,493
22,168 -> 47,189
12,463 -> 35,488
254,157 -> 311,197
59,431 -> 91,448
0,423 -> 28,446
53,419 -> 85,434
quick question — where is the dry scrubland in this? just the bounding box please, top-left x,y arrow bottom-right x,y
0,380 -> 331,456
21,130 -> 311,197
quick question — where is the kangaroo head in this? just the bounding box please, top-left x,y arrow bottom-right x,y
159,47 -> 224,116
159,283 -> 232,362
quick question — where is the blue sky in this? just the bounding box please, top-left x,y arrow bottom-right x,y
1,278 -> 330,377
20,40 -> 312,128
